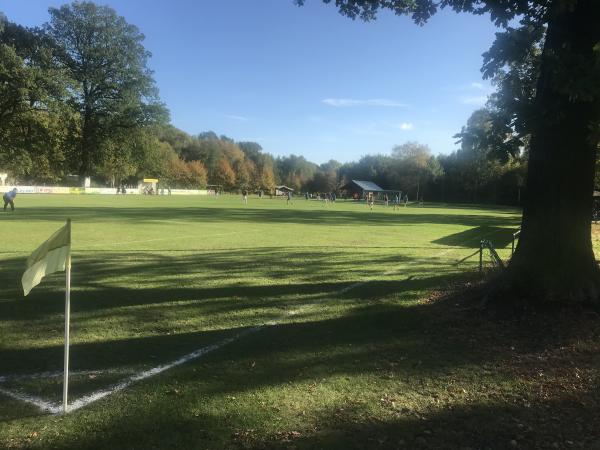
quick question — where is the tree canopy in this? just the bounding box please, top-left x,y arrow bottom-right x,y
0,1 -> 540,204
46,1 -> 168,177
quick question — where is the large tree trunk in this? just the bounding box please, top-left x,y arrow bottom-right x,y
79,131 -> 91,179
79,83 -> 94,179
494,0 -> 600,307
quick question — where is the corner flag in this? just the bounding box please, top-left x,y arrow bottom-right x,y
21,219 -> 72,413
22,220 -> 71,296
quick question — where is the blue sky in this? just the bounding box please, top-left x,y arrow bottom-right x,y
1,0 -> 499,163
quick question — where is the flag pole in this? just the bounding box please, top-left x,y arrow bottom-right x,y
62,219 -> 72,414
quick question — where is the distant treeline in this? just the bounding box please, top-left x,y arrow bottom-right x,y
0,2 -> 529,205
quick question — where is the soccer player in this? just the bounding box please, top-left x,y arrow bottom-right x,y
3,188 -> 17,211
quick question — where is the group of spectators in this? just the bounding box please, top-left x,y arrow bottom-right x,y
140,186 -> 172,195
304,192 -> 337,203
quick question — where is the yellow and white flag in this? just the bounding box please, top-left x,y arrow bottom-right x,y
22,220 -> 71,296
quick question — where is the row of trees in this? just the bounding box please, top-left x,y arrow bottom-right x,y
0,2 -> 529,200
305,105 -> 528,206
156,122 -> 527,205
154,103 -> 529,203
0,0 -> 591,207
0,2 -> 529,199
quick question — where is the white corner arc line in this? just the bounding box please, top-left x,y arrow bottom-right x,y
66,326 -> 261,413
0,327 -> 261,414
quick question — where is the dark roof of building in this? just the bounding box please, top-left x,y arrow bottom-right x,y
341,180 -> 385,192
276,185 -> 294,192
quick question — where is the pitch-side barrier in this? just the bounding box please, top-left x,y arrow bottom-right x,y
5,186 -> 208,195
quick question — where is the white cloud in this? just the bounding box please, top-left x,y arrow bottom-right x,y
470,82 -> 484,90
224,114 -> 249,121
399,122 -> 414,131
461,96 -> 488,106
322,98 -> 407,107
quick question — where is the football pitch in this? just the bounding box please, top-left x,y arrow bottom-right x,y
6,194 -> 580,449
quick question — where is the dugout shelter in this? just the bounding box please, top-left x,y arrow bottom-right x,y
275,185 -> 294,196
340,180 -> 401,202
140,178 -> 158,194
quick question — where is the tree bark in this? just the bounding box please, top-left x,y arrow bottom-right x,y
79,101 -> 93,179
78,77 -> 96,179
494,0 -> 600,307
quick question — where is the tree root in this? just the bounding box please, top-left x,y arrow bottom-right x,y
479,267 -> 600,319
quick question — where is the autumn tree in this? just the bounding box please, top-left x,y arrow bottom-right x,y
187,160 -> 208,188
259,163 -> 277,192
236,159 -> 257,189
166,157 -> 191,188
213,159 -> 236,190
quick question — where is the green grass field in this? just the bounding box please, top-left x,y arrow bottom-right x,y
1,195 -> 598,449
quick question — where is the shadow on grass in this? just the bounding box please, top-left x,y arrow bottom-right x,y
3,302 -> 597,449
432,226 -> 516,248
0,396 -> 44,423
2,273 -> 596,404
0,245 -> 466,321
36,390 -> 598,449
0,238 -> 579,380
10,205 -> 521,228
0,268 -> 470,376
264,387 -> 600,449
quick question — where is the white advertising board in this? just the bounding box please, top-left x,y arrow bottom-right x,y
9,186 -> 209,195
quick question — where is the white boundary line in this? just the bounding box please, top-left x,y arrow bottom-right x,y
68,326 -> 261,413
0,326 -> 261,414
0,386 -> 59,414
